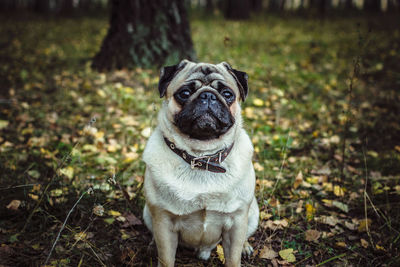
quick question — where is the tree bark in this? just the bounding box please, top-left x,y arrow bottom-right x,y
92,0 -> 196,71
225,0 -> 250,20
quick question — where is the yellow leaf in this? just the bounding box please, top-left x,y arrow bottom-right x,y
31,243 -> 41,250
97,89 -> 106,98
335,241 -> 346,248
0,120 -> 9,129
358,219 -> 372,232
74,232 -> 87,241
60,166 -> 74,179
123,152 -> 139,164
306,176 -> 319,184
375,244 -> 385,251
108,210 -> 122,217
216,244 -> 225,263
28,193 -> 39,201
253,98 -> 264,107
244,107 -> 255,119
360,239 -> 368,248
279,248 -> 296,263
333,185 -> 345,197
259,211 -> 272,221
305,203 -> 316,221
95,131 -> 104,140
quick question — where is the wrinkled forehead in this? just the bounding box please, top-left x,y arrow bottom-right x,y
168,62 -> 238,94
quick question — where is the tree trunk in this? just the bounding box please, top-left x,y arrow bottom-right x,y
250,0 -> 262,12
92,0 -> 196,71
225,0 -> 250,20
364,0 -> 381,12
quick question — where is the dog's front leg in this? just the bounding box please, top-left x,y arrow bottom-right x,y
222,212 -> 248,267
150,207 -> 178,267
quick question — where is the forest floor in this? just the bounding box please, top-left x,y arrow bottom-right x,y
0,12 -> 399,267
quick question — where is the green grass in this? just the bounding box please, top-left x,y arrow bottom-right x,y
0,12 -> 399,266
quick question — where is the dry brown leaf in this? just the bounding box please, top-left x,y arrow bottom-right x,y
305,229 -> 321,242
6,200 -> 21,210
358,219 -> 372,232
259,246 -> 278,259
293,171 -> 303,189
121,213 -> 142,228
360,238 -> 368,248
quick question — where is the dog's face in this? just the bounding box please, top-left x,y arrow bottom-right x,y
158,60 -> 249,140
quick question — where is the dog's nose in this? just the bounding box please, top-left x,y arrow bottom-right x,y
199,91 -> 217,105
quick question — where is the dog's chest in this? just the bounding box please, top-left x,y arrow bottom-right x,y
173,209 -> 233,247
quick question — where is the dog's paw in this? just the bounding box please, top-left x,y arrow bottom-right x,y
197,249 -> 211,260
242,241 -> 254,258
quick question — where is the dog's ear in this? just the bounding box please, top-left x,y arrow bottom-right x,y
222,62 -> 249,101
158,60 -> 189,98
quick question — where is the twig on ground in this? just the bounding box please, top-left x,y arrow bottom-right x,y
44,188 -> 92,265
316,253 -> 346,266
21,141 -> 81,233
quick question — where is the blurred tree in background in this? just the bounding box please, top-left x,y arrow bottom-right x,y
92,0 -> 196,70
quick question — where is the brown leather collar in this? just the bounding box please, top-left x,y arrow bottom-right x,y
164,137 -> 234,173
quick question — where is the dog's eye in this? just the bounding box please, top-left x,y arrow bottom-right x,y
221,90 -> 234,100
178,89 -> 191,100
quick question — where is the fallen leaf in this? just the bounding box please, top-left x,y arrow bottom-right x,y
305,203 -> 316,221
279,248 -> 296,263
344,221 -> 357,231
253,98 -> 264,107
74,232 -> 87,241
28,170 -> 40,179
6,200 -> 21,210
333,185 -> 345,197
360,239 -> 368,248
316,215 -> 340,226
59,166 -> 74,179
293,171 -> 303,189
141,127 -> 151,138
259,246 -> 278,259
123,151 -> 139,163
259,211 -> 272,221
93,204 -> 104,216
375,244 -> 385,251
108,210 -> 122,217
104,217 -> 115,224
28,193 -> 39,201
121,213 -> 142,227
216,244 -> 225,263
0,120 -> 9,129
332,200 -> 348,213
295,200 -> 303,214
358,219 -> 372,232
305,229 -> 321,242
335,241 -> 346,248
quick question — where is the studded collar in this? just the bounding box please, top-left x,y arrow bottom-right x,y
163,137 -> 234,173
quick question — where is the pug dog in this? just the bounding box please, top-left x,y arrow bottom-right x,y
142,60 -> 259,267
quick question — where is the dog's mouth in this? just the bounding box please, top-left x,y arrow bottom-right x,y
174,103 -> 234,141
